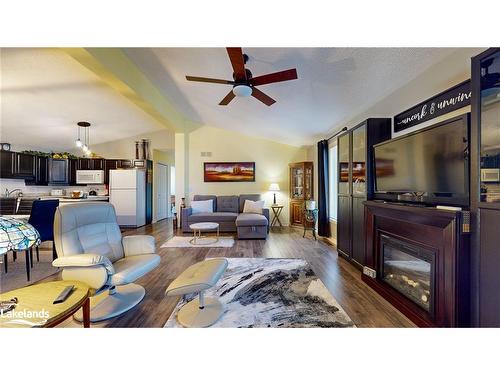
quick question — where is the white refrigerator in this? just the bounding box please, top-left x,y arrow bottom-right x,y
110,169 -> 146,227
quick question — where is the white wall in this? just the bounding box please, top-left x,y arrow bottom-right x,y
183,126 -> 307,225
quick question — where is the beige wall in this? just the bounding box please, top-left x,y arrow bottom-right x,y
85,129 -> 174,160
184,126 -> 307,225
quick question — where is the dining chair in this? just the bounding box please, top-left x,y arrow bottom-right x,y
28,199 -> 59,262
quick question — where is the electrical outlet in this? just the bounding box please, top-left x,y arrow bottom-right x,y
363,266 -> 376,278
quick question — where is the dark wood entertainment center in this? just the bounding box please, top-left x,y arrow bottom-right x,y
362,201 -> 470,327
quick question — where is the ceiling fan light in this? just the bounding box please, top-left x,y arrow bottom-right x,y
232,85 -> 252,97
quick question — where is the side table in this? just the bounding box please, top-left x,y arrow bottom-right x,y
270,205 -> 284,227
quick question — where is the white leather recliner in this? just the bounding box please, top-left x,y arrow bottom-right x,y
52,202 -> 160,322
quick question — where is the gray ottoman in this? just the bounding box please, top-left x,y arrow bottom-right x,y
236,213 -> 268,239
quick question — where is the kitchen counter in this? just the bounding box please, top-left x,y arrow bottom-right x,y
39,196 -> 109,203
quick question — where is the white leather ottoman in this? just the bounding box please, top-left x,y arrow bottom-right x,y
165,258 -> 228,327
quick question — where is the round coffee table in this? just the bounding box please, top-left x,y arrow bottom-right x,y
189,222 -> 219,245
0,280 -> 90,328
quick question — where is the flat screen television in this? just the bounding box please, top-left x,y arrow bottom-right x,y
373,114 -> 469,206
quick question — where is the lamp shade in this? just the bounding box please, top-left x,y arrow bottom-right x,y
269,183 -> 280,192
0,218 -> 41,255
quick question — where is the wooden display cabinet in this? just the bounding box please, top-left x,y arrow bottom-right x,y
289,162 -> 313,227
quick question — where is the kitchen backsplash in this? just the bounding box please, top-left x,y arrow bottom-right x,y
0,178 -> 107,196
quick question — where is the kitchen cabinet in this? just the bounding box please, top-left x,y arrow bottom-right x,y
0,150 -> 15,178
48,158 -> 69,185
78,158 -> 105,170
35,156 -> 49,185
13,152 -> 35,179
337,118 -> 391,268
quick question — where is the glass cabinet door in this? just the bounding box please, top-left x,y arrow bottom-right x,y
291,165 -> 304,199
352,125 -> 366,196
304,163 -> 313,200
338,133 -> 350,195
480,50 -> 500,203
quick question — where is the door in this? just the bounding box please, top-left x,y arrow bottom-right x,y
110,169 -> 137,189
14,153 -> 35,178
290,200 -> 304,226
0,151 -> 15,178
48,159 -> 69,185
351,197 -> 365,265
36,156 -> 48,185
156,163 -> 168,221
337,195 -> 351,258
110,189 -> 138,226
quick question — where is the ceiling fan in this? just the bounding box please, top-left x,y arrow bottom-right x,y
186,47 -> 298,106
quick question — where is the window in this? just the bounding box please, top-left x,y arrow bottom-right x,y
329,144 -> 338,220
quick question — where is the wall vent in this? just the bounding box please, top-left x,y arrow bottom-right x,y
200,152 -> 212,157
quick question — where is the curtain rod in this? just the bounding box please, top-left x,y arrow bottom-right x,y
325,126 -> 348,142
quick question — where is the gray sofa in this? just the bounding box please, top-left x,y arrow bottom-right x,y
181,194 -> 269,239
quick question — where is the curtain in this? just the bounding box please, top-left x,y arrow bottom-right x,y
317,139 -> 330,237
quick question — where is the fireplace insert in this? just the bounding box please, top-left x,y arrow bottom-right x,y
379,234 -> 435,314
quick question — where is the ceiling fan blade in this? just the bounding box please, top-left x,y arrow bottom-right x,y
251,87 -> 276,106
249,68 -> 298,86
186,76 -> 234,85
219,90 -> 236,105
226,47 -> 247,81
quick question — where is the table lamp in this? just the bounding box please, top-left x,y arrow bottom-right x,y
269,183 -> 280,205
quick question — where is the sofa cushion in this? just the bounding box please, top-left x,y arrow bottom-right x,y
188,212 -> 238,223
236,213 -> 268,227
191,199 -> 214,214
193,195 -> 217,211
239,194 -> 261,213
217,195 -> 239,213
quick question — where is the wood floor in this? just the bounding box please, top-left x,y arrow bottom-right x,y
46,219 -> 414,328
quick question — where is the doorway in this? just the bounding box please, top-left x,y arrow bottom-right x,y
156,163 -> 169,221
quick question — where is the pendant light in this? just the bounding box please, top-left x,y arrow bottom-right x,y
76,122 -> 92,156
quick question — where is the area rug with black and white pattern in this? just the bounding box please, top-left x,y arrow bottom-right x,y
164,258 -> 355,328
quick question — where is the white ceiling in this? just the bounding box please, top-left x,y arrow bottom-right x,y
125,47 -> 463,146
0,48 -> 165,152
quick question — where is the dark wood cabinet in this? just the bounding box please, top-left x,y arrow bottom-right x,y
68,159 -> 79,185
471,48 -> 500,327
337,195 -> 351,258
351,197 -> 365,264
36,156 -> 49,185
48,159 -> 69,185
0,150 -> 15,178
290,200 -> 305,226
14,153 -> 35,179
77,158 -> 91,170
289,161 -> 314,226
337,118 -> 391,267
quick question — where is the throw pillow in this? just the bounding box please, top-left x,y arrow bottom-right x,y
243,199 -> 264,214
191,199 -> 213,214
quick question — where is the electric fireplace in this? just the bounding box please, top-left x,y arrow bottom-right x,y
362,201 -> 470,327
380,235 -> 434,314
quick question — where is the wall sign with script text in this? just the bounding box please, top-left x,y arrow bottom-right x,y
394,80 -> 471,133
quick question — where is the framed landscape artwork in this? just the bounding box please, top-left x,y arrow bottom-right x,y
204,162 -> 256,182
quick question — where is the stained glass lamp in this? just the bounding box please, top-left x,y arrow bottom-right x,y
0,217 -> 41,256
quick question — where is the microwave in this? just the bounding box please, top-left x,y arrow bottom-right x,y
76,170 -> 104,184
481,168 -> 500,182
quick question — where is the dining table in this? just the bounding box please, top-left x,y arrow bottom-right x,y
0,215 -> 41,281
